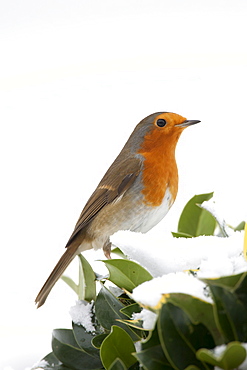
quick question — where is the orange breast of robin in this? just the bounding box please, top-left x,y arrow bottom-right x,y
138,128 -> 180,207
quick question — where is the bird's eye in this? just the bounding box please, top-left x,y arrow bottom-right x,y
156,118 -> 167,127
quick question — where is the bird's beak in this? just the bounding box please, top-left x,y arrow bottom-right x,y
175,119 -> 201,128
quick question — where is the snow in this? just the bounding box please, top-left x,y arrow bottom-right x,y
30,360 -> 49,370
115,225 -> 246,329
112,230 -> 245,279
132,309 -> 157,330
69,300 -> 95,333
112,227 -> 246,308
132,272 -> 210,308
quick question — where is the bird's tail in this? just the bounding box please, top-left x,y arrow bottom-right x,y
35,244 -> 79,308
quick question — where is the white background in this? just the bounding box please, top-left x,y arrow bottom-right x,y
1,0 -> 247,368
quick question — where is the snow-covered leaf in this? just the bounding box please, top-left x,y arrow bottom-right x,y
34,352 -> 71,370
40,193 -> 247,370
199,200 -> 230,237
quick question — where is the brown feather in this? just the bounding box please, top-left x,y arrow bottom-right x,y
35,240 -> 80,308
65,157 -> 142,248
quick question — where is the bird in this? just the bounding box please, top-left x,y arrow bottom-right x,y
35,112 -> 200,308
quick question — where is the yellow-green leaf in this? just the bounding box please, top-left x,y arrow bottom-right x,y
197,341 -> 246,369
78,254 -> 96,302
176,192 -> 216,237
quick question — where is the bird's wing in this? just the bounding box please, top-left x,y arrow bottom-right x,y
65,157 -> 142,247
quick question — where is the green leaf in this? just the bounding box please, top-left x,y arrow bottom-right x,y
210,286 -> 236,342
197,341 -> 246,369
209,273 -> 247,342
166,293 -> 223,345
111,247 -> 128,259
176,192 -> 216,237
135,345 -> 172,370
158,303 -> 214,369
103,259 -> 152,292
171,232 -> 193,238
61,276 -> 78,295
108,358 -> 127,370
201,272 -> 245,289
120,303 -> 142,318
138,323 -> 173,369
78,254 -> 96,302
61,255 -> 96,301
92,333 -> 108,349
117,318 -> 147,332
72,323 -> 100,355
234,272 -> 247,308
95,285 -> 140,341
52,329 -> 102,370
233,220 -> 245,231
100,326 -> 137,370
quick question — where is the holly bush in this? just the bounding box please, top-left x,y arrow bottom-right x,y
33,193 -> 247,370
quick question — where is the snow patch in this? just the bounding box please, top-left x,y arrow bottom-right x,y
111,230 -> 245,278
132,308 -> 157,330
132,272 -> 209,307
27,360 -> 49,370
69,300 -> 95,333
112,230 -> 246,307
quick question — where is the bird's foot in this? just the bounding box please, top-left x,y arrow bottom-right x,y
103,242 -> 112,259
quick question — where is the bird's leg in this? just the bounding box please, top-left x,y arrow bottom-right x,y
103,240 -> 112,259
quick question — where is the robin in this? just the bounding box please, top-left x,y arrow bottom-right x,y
35,112 -> 200,308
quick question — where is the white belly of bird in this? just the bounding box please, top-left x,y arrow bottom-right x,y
128,187 -> 173,233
